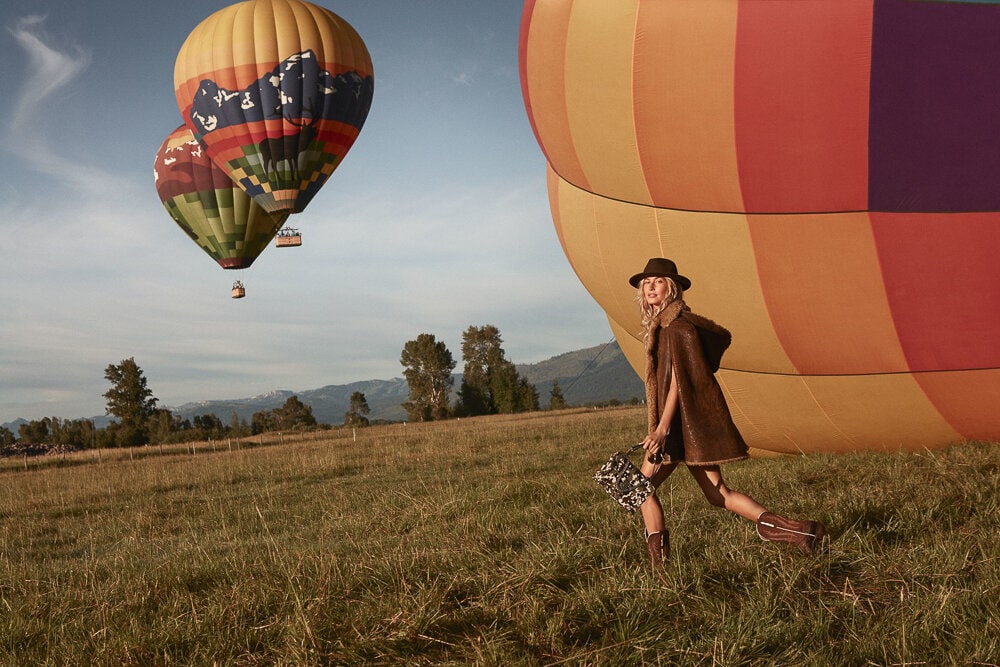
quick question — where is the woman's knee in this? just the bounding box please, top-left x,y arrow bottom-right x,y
702,485 -> 728,508
691,468 -> 728,507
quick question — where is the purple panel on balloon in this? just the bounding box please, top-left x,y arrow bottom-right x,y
869,0 -> 1000,212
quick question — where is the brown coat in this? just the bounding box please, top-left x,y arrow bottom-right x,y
644,300 -> 749,466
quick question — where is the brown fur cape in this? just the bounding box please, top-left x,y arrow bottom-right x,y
644,300 -> 749,466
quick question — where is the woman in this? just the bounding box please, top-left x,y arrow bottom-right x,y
629,258 -> 824,568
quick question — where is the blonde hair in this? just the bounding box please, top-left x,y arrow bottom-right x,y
635,277 -> 682,333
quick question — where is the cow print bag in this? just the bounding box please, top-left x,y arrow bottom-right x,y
593,444 -> 655,513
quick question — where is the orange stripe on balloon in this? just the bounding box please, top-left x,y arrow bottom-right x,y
178,56 -> 365,100
518,0 -> 540,156
734,0 -> 872,213
520,0 -> 588,189
747,212 -> 909,375
633,0 -> 743,212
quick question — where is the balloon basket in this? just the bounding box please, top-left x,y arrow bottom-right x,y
275,234 -> 302,247
275,228 -> 302,247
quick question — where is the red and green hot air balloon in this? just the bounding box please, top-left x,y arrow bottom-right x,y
154,125 -> 289,291
173,0 -> 374,215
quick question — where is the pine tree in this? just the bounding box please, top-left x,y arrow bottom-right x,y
103,357 -> 158,446
549,379 -> 568,410
345,391 -> 371,427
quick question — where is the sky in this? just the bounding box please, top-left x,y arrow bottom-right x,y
0,0 -> 614,425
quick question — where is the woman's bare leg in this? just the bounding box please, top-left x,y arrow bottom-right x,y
688,465 -> 767,522
638,460 -> 678,534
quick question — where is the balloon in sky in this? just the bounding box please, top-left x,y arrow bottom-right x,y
154,125 -> 289,270
173,0 -> 374,214
519,0 -> 1000,454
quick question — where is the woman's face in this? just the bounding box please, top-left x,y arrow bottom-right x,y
642,276 -> 672,308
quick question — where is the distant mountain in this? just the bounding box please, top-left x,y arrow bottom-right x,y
517,340 -> 644,406
2,342 -> 643,431
3,418 -> 27,433
170,379 -> 413,425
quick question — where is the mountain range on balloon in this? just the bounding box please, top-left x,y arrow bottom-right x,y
153,0 -> 374,294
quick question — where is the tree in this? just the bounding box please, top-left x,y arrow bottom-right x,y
457,325 -> 538,415
19,418 -> 50,444
457,325 -> 501,416
251,409 -> 278,435
549,379 -> 568,410
230,412 -> 250,438
490,364 -> 539,414
400,333 -> 455,421
103,357 -> 158,446
53,418 -> 96,448
193,413 -> 225,434
0,426 -> 15,447
273,396 -> 317,430
148,409 -> 177,445
344,391 -> 370,427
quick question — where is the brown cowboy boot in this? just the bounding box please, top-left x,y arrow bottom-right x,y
645,529 -> 670,568
756,512 -> 825,555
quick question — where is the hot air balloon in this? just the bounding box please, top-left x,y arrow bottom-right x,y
173,0 -> 374,215
154,125 -> 289,297
519,0 -> 1000,454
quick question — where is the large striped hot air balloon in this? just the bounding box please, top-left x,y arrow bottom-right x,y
174,0 -> 374,214
154,125 -> 289,271
519,0 -> 1000,454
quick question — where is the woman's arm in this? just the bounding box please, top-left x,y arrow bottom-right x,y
643,366 -> 678,458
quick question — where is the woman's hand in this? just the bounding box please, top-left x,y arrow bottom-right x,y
642,427 -> 668,463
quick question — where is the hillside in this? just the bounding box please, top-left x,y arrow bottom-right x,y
516,339 -> 644,405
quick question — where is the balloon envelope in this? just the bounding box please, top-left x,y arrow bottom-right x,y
174,0 -> 374,214
519,0 -> 1000,453
154,125 -> 289,269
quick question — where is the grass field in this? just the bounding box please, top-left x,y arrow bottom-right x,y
2,406 -> 998,665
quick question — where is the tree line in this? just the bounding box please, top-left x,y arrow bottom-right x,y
399,324 -> 563,421
0,358 -> 336,451
2,325 -> 566,451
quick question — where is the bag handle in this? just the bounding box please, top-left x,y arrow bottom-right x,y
627,442 -> 663,464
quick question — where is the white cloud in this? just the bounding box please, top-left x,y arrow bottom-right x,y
3,15 -> 131,199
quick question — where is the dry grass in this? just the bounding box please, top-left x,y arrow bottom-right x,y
1,406 -> 998,665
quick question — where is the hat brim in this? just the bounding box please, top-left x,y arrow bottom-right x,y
628,272 -> 692,290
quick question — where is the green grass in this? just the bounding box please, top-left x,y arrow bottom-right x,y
1,407 -> 998,665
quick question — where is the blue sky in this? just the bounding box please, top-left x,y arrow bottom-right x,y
0,0 -> 612,424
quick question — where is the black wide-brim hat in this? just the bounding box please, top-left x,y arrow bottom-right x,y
628,257 -> 692,290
